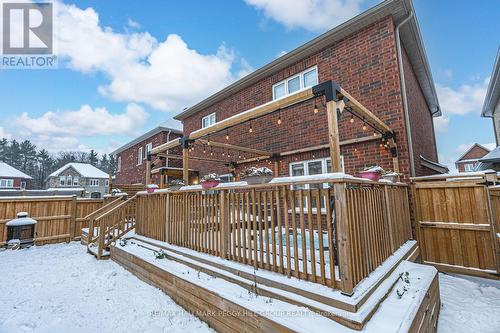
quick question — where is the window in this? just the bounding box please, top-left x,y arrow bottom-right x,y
464,163 -> 475,172
105,179 -> 109,187
145,142 -> 153,159
137,147 -> 143,165
88,179 -> 100,187
67,175 -> 72,187
20,181 -> 26,190
289,156 -> 344,210
0,179 -> 14,188
59,176 -> 66,186
117,156 -> 121,172
272,66 -> 318,100
202,113 -> 216,128
73,177 -> 79,186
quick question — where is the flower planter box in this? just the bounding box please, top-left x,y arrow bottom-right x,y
242,175 -> 274,185
358,171 -> 381,182
201,180 -> 220,189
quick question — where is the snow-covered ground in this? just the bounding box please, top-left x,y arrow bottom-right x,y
0,243 -> 213,333
0,243 -> 499,333
438,273 -> 500,333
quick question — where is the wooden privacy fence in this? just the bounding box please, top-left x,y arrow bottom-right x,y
136,178 -> 412,295
0,195 -> 120,246
412,176 -> 500,278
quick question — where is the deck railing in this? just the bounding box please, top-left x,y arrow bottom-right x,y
88,195 -> 137,259
135,177 -> 412,294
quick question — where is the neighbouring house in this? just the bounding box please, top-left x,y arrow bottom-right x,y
0,162 -> 32,190
455,143 -> 491,172
111,125 -> 183,185
46,163 -> 109,198
174,0 -> 444,181
482,47 -> 500,146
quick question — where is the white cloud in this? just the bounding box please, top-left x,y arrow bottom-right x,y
16,103 -> 148,137
127,18 -> 140,29
436,78 -> 489,116
245,0 -> 365,31
433,77 -> 490,133
54,2 -> 242,112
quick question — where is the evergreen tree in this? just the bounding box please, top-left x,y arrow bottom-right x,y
89,149 -> 98,166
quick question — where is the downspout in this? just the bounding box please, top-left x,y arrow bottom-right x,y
395,11 -> 415,176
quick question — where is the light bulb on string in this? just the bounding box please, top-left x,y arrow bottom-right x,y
225,130 -> 229,141
350,115 -> 354,123
277,115 -> 282,125
373,131 -> 378,137
314,104 -> 319,114
249,123 -> 253,133
362,123 -> 367,131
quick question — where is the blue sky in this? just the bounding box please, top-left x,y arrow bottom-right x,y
0,0 -> 498,170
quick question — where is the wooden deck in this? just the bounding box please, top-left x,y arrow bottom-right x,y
111,236 -> 439,332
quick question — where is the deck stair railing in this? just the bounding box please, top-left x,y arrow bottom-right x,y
87,195 -> 137,259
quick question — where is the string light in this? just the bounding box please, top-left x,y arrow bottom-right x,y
362,123 -> 367,131
222,151 -> 225,157
373,131 -> 378,137
278,115 -> 282,125
210,147 -> 213,156
238,154 -> 242,159
350,115 -> 355,123
227,151 -> 231,158
225,130 -> 229,141
203,147 -> 206,154
314,104 -> 319,114
249,122 -> 253,133
207,138 -> 211,146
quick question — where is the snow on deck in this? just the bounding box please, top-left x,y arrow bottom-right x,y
0,243 -> 213,333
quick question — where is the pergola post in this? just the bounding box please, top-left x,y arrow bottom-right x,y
145,154 -> 152,184
326,99 -> 344,172
182,147 -> 189,184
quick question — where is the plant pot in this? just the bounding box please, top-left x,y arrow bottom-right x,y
242,175 -> 274,185
382,174 -> 400,183
201,180 -> 220,189
358,171 -> 381,182
146,188 -> 156,193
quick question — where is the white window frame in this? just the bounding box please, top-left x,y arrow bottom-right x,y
145,142 -> 153,160
137,147 -> 143,165
0,179 -> 14,188
73,177 -> 79,186
105,179 -> 109,187
20,181 -> 26,190
202,113 -> 216,128
117,156 -> 121,172
464,163 -> 474,172
272,66 -> 318,100
59,176 -> 66,186
67,175 -> 72,187
88,179 -> 100,187
288,156 -> 344,212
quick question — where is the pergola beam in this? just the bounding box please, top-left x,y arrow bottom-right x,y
151,137 -> 181,155
188,88 -> 315,141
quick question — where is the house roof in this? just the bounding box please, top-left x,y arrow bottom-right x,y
110,125 -> 182,156
174,0 -> 440,121
0,162 -> 32,179
482,47 -> 500,117
455,143 -> 491,163
479,146 -> 500,163
48,163 -> 109,179
420,155 -> 449,174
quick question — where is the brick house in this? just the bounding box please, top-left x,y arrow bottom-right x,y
46,163 -> 109,198
173,0 -> 444,181
0,162 -> 32,190
112,125 -> 183,185
455,143 -> 491,172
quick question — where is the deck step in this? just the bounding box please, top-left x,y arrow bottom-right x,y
116,237 -> 431,331
130,235 -> 418,313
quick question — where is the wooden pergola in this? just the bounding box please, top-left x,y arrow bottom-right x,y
148,80 -> 400,184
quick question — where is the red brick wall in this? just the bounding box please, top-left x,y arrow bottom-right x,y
401,47 -> 439,176
180,16 -> 436,182
115,131 -> 182,185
